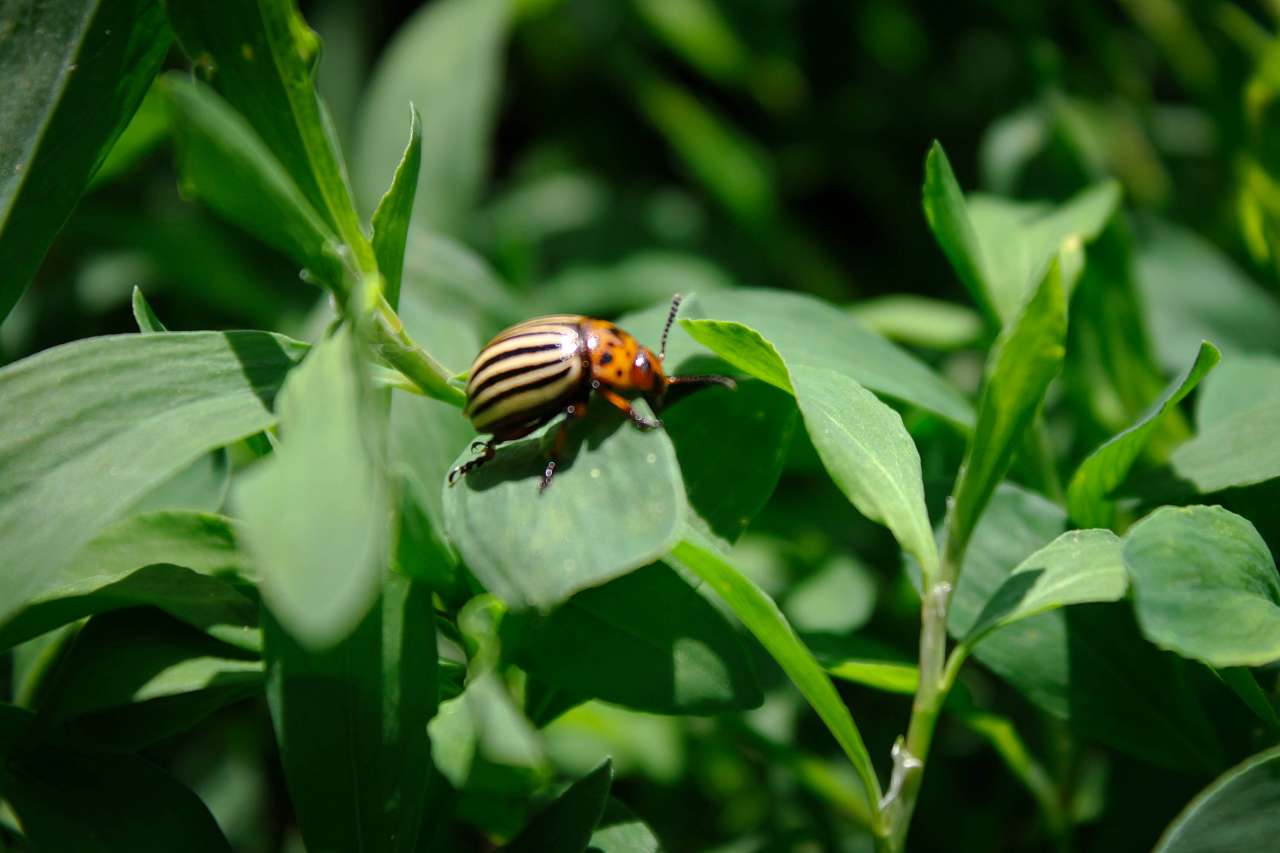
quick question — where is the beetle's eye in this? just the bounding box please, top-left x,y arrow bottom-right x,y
635,353 -> 650,374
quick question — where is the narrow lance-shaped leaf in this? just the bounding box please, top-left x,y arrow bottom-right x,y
354,0 -> 509,231
1124,505 -> 1280,668
676,317 -> 939,582
0,331 -> 305,628
163,74 -> 343,287
371,106 -> 422,310
164,0 -> 375,272
922,141 -> 991,321
266,572 -> 436,853
502,759 -> 614,853
946,259 -> 1067,564
0,0 -> 171,321
671,534 -> 883,811
237,328 -> 387,648
1155,746 -> 1280,853
1067,341 -> 1219,527
132,287 -> 168,333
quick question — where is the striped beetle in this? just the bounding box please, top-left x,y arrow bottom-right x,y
448,294 -> 735,493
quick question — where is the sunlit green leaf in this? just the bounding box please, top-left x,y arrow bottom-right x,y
237,328 -> 386,647
849,294 -> 984,350
131,286 -> 168,333
922,142 -> 990,319
371,106 -> 422,309
0,331 -> 304,629
1067,341 -> 1219,527
1125,505 -> 1280,668
1168,398 -> 1280,493
587,799 -> 662,853
1155,746 -> 1280,853
1195,354 -> 1280,429
0,0 -> 170,321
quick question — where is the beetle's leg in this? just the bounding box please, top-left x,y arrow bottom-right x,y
598,388 -> 662,430
447,440 -> 496,486
540,402 -> 588,494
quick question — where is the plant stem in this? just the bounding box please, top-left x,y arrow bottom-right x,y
369,298 -> 467,408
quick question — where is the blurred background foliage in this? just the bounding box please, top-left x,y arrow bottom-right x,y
7,1 -> 1280,850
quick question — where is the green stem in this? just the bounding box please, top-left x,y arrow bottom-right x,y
369,298 -> 466,408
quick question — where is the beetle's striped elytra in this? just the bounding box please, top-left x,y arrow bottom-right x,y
448,294 -> 736,493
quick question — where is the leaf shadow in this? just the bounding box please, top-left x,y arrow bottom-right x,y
964,567 -> 1044,644
224,330 -> 306,408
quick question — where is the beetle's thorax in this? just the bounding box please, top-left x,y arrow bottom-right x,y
582,318 -> 667,397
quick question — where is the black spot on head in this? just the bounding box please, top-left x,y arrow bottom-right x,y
599,351 -> 613,365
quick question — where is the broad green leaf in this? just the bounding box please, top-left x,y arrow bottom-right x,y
31,610 -> 261,749
1067,341 -> 1219,527
966,182 -> 1120,322
163,74 -> 342,286
371,106 -> 422,310
1125,505 -> 1280,668
0,707 -> 232,852
507,562 -> 762,715
587,799 -> 662,853
132,286 -> 168,333
354,0 -> 509,231
671,535 -> 882,808
921,142 -> 990,319
661,378 -> 796,544
848,294 -> 983,351
0,331 -> 305,628
428,670 -> 549,791
1168,398 -> 1280,493
793,366 -> 939,582
948,260 -> 1066,559
266,572 -> 435,853
129,450 -> 230,516
1195,354 -> 1280,429
0,0 -> 170,321
502,759 -> 613,853
672,288 -> 972,428
443,400 -> 684,611
237,328 -> 386,647
963,529 -> 1128,647
1155,746 -> 1280,853
1136,218 -> 1280,372
0,511 -> 255,653
943,484 -> 1223,772
165,0 -> 373,270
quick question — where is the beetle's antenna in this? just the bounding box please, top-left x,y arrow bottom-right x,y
659,293 -> 683,362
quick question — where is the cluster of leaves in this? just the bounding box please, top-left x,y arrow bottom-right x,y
5,1 -> 1280,852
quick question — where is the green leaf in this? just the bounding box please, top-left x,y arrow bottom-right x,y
428,670 -> 548,791
0,330 -> 305,629
1155,746 -> 1280,853
31,610 -> 261,749
444,399 -> 684,611
0,511 -> 256,653
353,0 -> 509,231
671,534 -> 882,809
132,286 -> 168,333
793,366 -> 939,583
1137,218 -> 1280,372
265,572 -> 436,853
1067,342 -> 1219,527
963,529 -> 1128,647
942,484 -> 1223,772
237,328 -> 387,647
1167,398 -> 1280,493
165,0 -> 373,271
921,142 -> 991,320
0,0 -> 171,321
587,799 -> 662,853
673,288 -> 972,428
0,707 -> 232,852
1195,354 -> 1280,429
947,259 -> 1067,559
825,659 -> 920,695
502,759 -> 613,853
1215,667 -> 1280,730
130,450 -> 231,516
848,294 -> 983,351
163,74 -> 342,285
1124,505 -> 1280,668
507,562 -> 762,715
966,182 -> 1120,322
92,83 -> 170,187
784,554 -> 877,635
371,106 -> 422,310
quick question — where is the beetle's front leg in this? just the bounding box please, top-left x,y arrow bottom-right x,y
597,388 -> 662,430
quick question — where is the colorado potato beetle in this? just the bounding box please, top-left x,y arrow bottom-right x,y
448,294 -> 735,492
